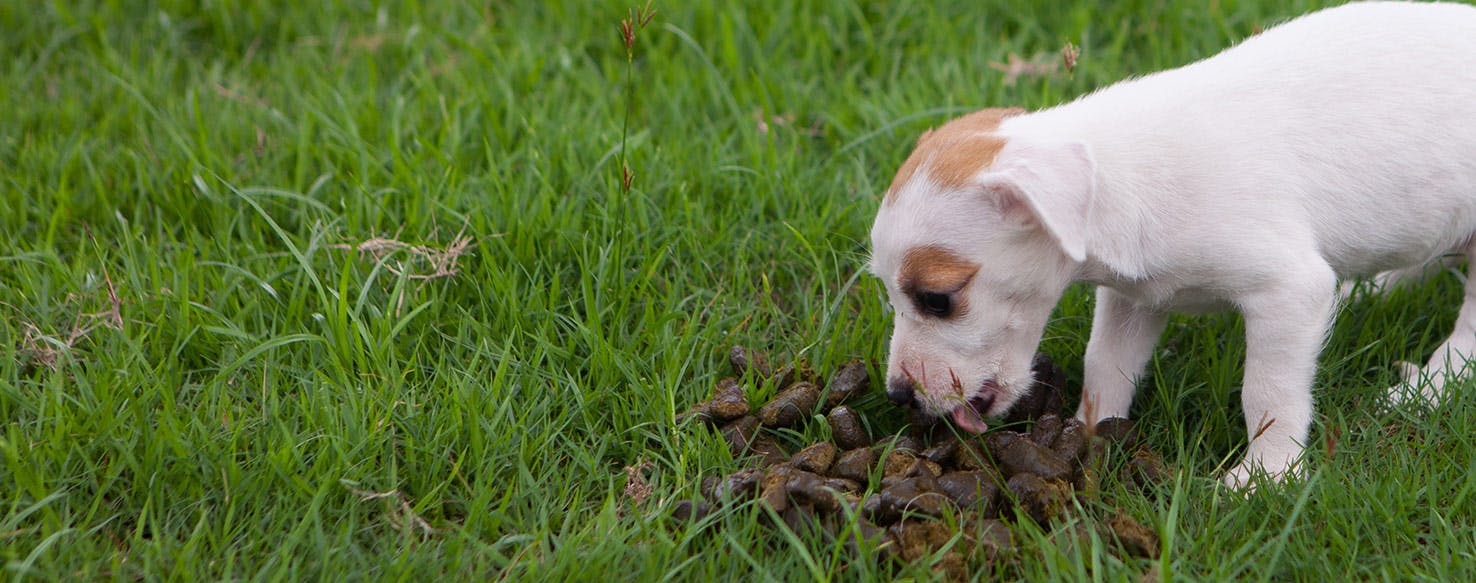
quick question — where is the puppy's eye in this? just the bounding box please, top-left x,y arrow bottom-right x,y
916,292 -> 952,318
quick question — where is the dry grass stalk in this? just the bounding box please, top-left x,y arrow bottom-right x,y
334,232 -> 476,280
752,110 -> 823,137
616,1 -> 658,194
345,485 -> 436,536
989,51 -> 1062,86
622,459 -> 656,509
1062,42 -> 1081,73
18,266 -> 124,370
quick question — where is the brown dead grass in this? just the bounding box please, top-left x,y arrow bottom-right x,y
17,264 -> 123,371
333,231 -> 478,281
1062,42 -> 1081,73
990,43 -> 1083,86
622,459 -> 656,512
344,484 -> 437,537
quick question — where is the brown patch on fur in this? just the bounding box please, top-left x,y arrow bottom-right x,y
900,245 -> 980,316
900,246 -> 979,317
884,107 -> 1025,205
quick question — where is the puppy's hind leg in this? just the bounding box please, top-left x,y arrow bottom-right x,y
1340,254 -> 1464,304
1388,241 -> 1476,407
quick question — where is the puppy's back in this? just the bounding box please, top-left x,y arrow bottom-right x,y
1001,2 -> 1476,278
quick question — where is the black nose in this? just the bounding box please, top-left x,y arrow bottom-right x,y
886,377 -> 916,408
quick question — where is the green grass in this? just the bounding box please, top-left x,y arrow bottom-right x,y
3,0 -> 1474,580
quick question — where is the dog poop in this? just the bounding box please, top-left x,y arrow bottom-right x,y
997,436 -> 1073,481
728,345 -> 773,379
791,442 -> 837,474
824,360 -> 870,408
677,377 -> 751,425
1123,446 -> 1172,491
826,405 -> 870,450
1105,511 -> 1160,558
669,346 -> 1164,573
830,447 -> 877,483
1002,352 -> 1069,424
757,381 -> 821,428
937,470 -> 1000,512
1092,417 -> 1138,447
670,500 -> 712,523
718,415 -> 760,457
1007,472 -> 1072,524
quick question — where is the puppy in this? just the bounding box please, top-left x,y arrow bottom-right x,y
868,1 -> 1476,488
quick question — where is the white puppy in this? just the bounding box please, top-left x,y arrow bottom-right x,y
869,1 -> 1476,488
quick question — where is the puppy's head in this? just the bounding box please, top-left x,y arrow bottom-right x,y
869,108 -> 1094,432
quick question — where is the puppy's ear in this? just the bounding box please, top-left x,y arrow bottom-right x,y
979,140 -> 1095,262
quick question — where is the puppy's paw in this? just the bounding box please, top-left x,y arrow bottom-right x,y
1220,462 -> 1300,493
1384,361 -> 1438,410
1219,463 -> 1259,492
1396,360 -> 1422,382
1336,279 -> 1367,304
1222,448 -> 1304,492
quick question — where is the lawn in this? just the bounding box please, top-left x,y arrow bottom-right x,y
3,0 -> 1475,580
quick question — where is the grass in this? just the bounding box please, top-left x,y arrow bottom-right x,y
3,0 -> 1474,580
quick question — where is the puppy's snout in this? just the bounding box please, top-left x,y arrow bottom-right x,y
886,377 -> 916,408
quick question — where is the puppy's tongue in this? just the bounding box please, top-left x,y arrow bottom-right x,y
950,404 -> 989,434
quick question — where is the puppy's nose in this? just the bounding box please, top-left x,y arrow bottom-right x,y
886,377 -> 916,408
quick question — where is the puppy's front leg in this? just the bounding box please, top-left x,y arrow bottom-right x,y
1077,287 -> 1166,422
1226,266 -> 1337,488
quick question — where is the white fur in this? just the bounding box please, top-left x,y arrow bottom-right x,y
870,1 -> 1476,488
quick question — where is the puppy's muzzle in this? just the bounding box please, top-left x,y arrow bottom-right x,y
885,377 -> 916,408
967,390 -> 996,417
